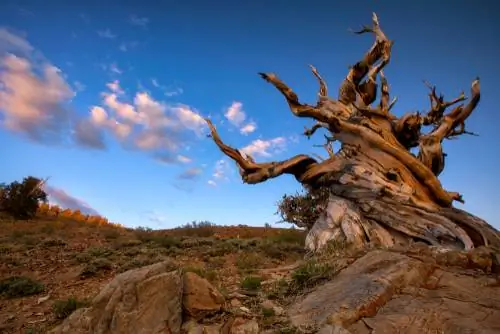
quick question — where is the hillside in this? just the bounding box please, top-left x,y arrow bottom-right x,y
0,213 -> 306,333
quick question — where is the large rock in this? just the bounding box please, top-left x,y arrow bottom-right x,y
182,271 -> 225,320
49,261 -> 183,334
288,248 -> 500,333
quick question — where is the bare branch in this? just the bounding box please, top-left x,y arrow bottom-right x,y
303,122 -> 329,138
205,119 -> 339,184
313,134 -> 336,158
418,78 -> 481,177
309,64 -> 328,98
339,12 -> 393,105
258,72 -> 340,124
422,80 -> 467,126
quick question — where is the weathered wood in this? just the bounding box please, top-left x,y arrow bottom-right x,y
205,13 -> 500,252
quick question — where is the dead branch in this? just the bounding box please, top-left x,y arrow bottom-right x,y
339,12 -> 393,106
422,80 -> 467,126
303,122 -> 329,139
313,134 -> 336,158
205,119 -> 338,184
417,78 -> 480,177
309,65 -> 328,98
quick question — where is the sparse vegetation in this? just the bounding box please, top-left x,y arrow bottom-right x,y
0,276 -> 45,298
80,258 -> 113,278
290,260 -> 333,291
240,275 -> 262,291
53,297 -> 89,319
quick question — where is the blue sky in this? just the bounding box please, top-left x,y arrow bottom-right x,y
0,0 -> 499,229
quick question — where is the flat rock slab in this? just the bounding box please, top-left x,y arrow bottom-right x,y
289,249 -> 500,333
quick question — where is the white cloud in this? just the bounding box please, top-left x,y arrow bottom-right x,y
77,80 -> 208,158
224,101 -> 259,136
106,80 -> 124,95
240,122 -> 257,135
224,101 -> 246,126
240,137 -> 287,158
119,41 -> 139,52
0,53 -> 75,143
130,15 -> 149,28
97,29 -> 116,39
207,159 -> 231,186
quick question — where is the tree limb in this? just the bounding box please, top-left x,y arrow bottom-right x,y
339,12 -> 393,106
205,119 -> 340,184
417,78 -> 480,176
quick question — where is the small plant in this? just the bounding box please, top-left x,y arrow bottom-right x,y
291,260 -> 333,290
240,275 -> 262,291
0,276 -> 45,298
42,238 -> 67,247
236,252 -> 263,272
53,297 -> 88,319
262,307 -> 275,317
184,266 -> 218,282
80,258 -> 113,278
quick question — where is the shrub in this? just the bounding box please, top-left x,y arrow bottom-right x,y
176,220 -> 216,237
276,187 -> 330,230
80,258 -> 113,278
53,297 -> 89,319
0,176 -> 48,219
291,260 -> 333,290
0,276 -> 45,298
236,252 -> 263,272
240,275 -> 262,291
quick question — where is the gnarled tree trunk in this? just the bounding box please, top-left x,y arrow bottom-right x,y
204,13 -> 500,252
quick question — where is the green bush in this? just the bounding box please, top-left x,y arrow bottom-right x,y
240,275 -> 262,291
53,297 -> 88,319
0,276 -> 45,298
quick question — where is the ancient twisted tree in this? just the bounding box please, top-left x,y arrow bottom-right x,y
205,13 -> 500,252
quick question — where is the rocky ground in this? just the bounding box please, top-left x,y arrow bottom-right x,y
0,215 -> 306,333
2,214 -> 500,333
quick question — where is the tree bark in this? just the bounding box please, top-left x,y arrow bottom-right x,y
204,13 -> 500,252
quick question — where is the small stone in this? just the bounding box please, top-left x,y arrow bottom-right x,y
231,298 -> 242,307
230,317 -> 259,334
261,299 -> 284,316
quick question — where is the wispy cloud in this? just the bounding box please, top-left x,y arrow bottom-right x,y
44,184 -> 100,216
0,28 -> 33,54
119,41 -> 139,52
130,15 -> 149,28
178,167 -> 202,180
224,101 -> 257,135
240,137 -> 287,158
154,153 -> 192,165
73,81 -> 86,92
240,122 -> 257,135
151,78 -> 183,97
97,29 -> 116,39
207,159 -> 231,186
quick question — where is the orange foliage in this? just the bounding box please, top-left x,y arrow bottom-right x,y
36,203 -> 124,229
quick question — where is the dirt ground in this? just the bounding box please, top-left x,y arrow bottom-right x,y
0,215 -> 307,333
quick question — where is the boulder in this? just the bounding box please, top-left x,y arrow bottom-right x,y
49,261 -> 182,334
